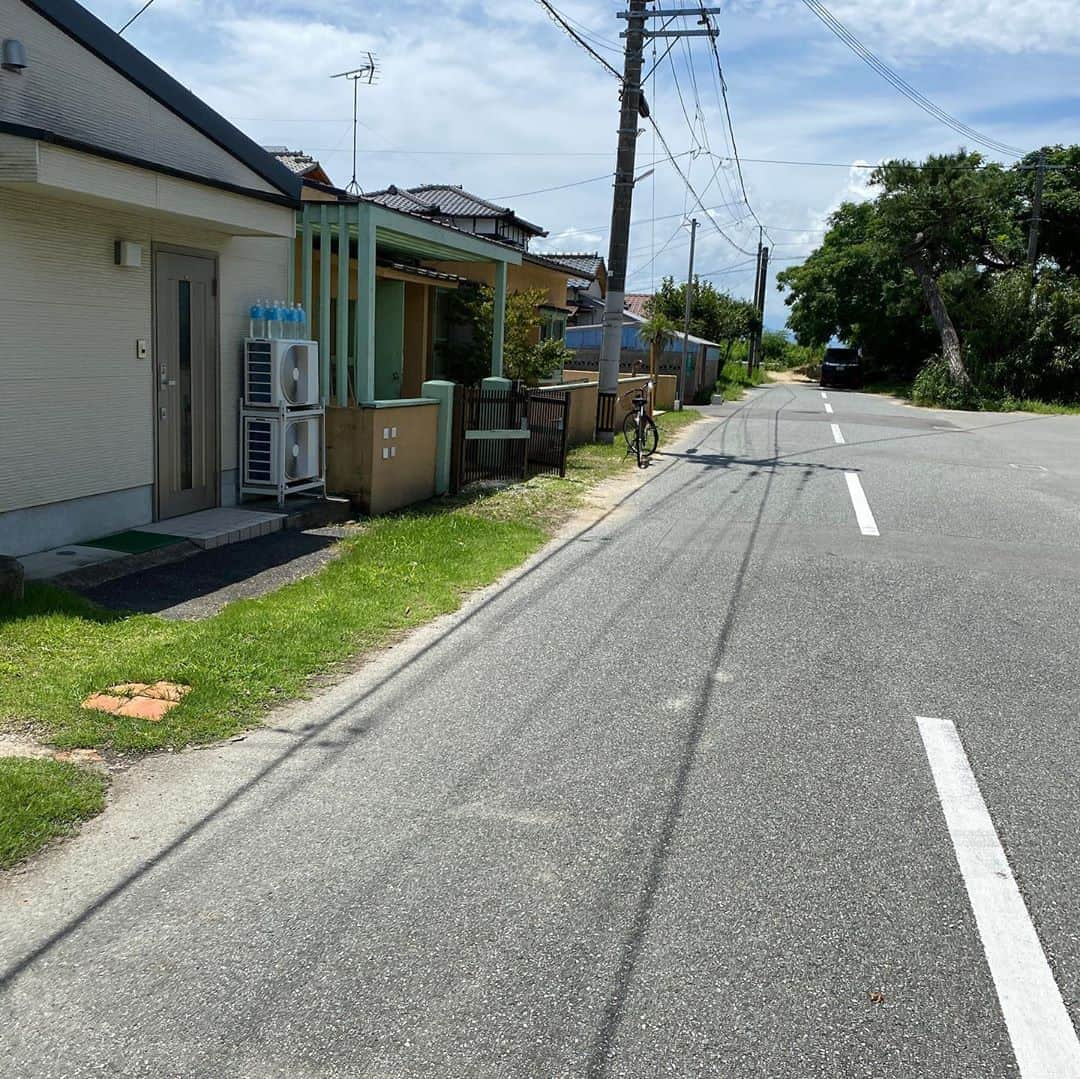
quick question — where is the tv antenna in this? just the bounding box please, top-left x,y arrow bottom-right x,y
331,53 -> 379,196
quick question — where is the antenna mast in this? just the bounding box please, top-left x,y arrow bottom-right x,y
331,53 -> 378,196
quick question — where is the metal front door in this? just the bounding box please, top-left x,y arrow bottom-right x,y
154,251 -> 218,519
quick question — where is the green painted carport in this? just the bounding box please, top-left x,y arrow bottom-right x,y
298,200 -> 523,406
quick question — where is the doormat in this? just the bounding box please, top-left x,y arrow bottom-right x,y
82,530 -> 185,554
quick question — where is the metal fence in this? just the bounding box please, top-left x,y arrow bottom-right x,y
451,384 -> 571,492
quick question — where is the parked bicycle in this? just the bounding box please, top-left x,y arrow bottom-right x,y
622,381 -> 659,468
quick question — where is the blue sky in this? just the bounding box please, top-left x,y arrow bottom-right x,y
86,0 -> 1080,329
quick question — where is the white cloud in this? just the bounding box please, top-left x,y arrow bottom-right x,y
86,0 -> 1080,326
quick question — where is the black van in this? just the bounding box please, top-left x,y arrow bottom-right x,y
820,347 -> 862,389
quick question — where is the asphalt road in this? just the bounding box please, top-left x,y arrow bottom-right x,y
3,383 -> 1080,1078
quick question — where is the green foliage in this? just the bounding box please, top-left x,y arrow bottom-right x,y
647,276 -> 759,349
778,145 -> 1080,407
715,359 -> 766,401
638,311 -> 679,351
0,758 -> 107,869
911,357 -> 978,409
434,286 -> 564,385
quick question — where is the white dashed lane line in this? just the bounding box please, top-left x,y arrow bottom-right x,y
824,402 -> 834,415
821,391 -> 828,400
831,424 -> 845,445
917,717 -> 1080,1078
844,472 -> 879,536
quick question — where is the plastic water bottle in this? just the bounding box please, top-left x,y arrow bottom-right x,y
293,303 -> 307,340
249,298 -> 265,339
270,299 -> 283,339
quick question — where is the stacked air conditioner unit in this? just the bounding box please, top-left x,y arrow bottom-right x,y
239,338 -> 325,506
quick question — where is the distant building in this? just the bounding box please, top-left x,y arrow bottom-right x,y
366,184 -> 547,250
265,147 -> 334,187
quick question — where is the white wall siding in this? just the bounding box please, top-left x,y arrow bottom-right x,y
1,0 -> 277,195
0,187 -> 291,526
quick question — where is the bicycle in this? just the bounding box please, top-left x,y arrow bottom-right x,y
622,381 -> 659,468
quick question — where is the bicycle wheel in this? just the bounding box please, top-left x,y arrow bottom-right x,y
639,417 -> 659,458
622,411 -> 640,451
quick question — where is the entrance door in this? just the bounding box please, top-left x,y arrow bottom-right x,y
154,250 -> 218,519
374,279 -> 405,400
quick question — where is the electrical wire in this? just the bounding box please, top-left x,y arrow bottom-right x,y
799,0 -> 1024,158
117,0 -> 156,34
535,1 -> 623,81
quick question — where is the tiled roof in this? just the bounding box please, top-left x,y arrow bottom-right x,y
541,253 -> 604,279
624,294 -> 653,317
267,148 -> 322,176
366,184 -> 547,236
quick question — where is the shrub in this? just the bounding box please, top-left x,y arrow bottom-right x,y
911,357 -> 979,409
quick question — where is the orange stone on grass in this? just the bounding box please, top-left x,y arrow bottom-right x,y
81,681 -> 192,722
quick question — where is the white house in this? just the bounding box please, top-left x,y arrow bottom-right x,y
0,0 -> 301,556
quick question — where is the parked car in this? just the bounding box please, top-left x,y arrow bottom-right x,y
820,348 -> 862,388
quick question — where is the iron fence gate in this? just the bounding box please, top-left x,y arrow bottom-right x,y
527,390 -> 571,478
596,391 -> 617,438
451,384 -> 571,492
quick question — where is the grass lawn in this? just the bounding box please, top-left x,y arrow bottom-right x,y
0,758 -> 107,869
0,408 -> 700,865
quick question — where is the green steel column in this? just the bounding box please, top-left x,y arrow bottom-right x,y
355,204 -> 377,403
301,206 -> 313,339
491,260 -> 507,378
335,203 -> 350,406
318,205 -> 331,403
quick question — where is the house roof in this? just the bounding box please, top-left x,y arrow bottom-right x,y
541,253 -> 604,281
21,0 -> 302,201
365,184 -> 548,237
522,251 -> 588,277
624,294 -> 653,318
267,147 -> 332,185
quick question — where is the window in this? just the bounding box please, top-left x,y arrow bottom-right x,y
539,311 -> 567,342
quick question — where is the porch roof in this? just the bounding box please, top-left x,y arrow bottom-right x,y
299,200 -> 523,266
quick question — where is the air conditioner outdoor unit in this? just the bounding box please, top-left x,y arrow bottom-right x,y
243,413 -> 323,487
244,339 -> 320,408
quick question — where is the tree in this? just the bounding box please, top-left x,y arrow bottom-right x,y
435,286 -> 566,385
1013,145 -> 1080,274
870,152 -> 1021,385
638,312 -> 678,379
646,277 -> 759,360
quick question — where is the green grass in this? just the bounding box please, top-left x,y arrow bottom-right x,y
0,758 -> 107,869
0,410 -> 700,866
859,381 -> 1080,415
716,360 -> 767,401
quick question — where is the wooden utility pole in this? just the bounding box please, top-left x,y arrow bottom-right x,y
597,0 -> 649,436
677,218 -> 698,410
749,235 -> 769,372
1027,148 -> 1048,269
597,3 -> 723,436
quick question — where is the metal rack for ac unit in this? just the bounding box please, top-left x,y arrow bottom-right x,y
238,337 -> 326,507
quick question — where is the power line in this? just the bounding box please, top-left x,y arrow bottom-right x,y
696,2 -> 770,244
117,0 -> 156,34
492,150 -> 697,200
535,1 -> 623,82
799,0 -> 1024,158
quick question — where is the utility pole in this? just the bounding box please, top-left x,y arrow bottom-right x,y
1027,148 -> 1048,270
748,238 -> 769,372
597,0 -> 649,435
678,218 -> 698,410
596,3 -> 723,438
755,245 -> 770,370
748,230 -> 764,371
